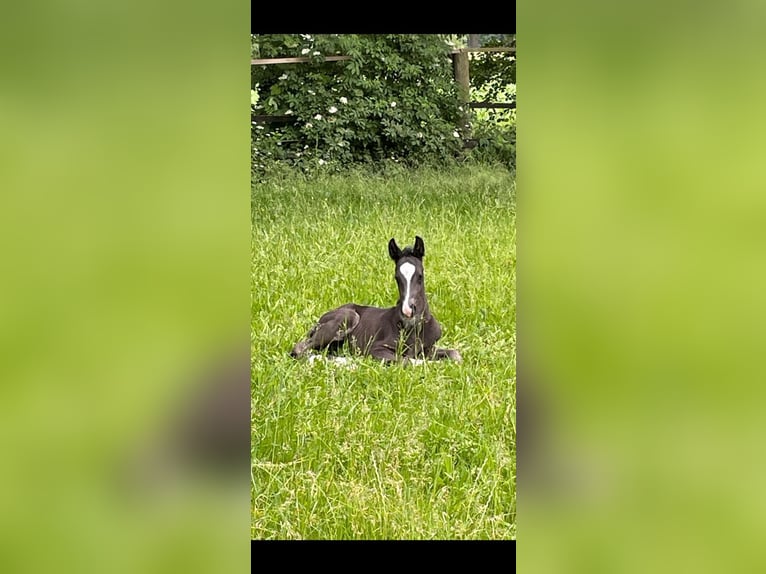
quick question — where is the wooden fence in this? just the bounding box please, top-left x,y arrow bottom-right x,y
251,45 -> 516,128
450,47 -> 516,111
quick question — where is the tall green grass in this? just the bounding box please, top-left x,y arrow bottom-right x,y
251,165 -> 516,539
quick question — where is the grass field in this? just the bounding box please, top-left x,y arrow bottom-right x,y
251,165 -> 516,539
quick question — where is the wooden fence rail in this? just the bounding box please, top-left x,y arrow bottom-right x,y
470,102 -> 515,109
251,55 -> 351,66
451,47 -> 516,54
250,46 -> 515,66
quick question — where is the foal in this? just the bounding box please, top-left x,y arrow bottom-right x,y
290,236 -> 462,364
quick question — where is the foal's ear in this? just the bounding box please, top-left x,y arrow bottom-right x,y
388,238 -> 402,261
413,236 -> 425,259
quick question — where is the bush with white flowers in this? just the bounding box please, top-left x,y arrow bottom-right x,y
251,34 -> 464,176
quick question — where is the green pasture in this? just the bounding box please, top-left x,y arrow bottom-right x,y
251,165 -> 516,539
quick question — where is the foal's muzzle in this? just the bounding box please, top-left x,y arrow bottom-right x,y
402,300 -> 417,318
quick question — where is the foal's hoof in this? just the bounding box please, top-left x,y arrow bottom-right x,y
290,340 -> 311,358
448,350 -> 462,363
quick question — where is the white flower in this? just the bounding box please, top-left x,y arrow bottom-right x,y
417,132 -> 424,138
301,48 -> 310,55
453,131 -> 460,138
305,123 -> 313,129
308,90 -> 315,95
390,102 -> 397,108
328,106 -> 338,114
318,159 -> 326,165
339,97 -> 348,104
313,51 -> 321,56
279,73 -> 288,81
314,114 -> 323,120
285,109 -> 294,115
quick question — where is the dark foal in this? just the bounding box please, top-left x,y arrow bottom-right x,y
290,236 -> 462,364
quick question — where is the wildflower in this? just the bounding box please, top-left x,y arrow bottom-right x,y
279,73 -> 288,81
318,159 -> 326,165
314,114 -> 322,121
339,97 -> 348,104
305,122 -> 313,129
285,110 -> 294,115
308,90 -> 315,96
301,48 -> 310,55
390,102 -> 397,108
453,131 -> 460,138
313,51 -> 321,56
328,106 -> 338,114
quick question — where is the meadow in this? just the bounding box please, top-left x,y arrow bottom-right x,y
251,165 -> 516,539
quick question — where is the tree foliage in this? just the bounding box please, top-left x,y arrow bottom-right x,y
470,35 -> 516,104
464,34 -> 516,171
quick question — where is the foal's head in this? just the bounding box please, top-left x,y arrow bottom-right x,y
388,236 -> 428,324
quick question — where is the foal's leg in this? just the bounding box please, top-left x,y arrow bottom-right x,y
367,344 -> 400,364
368,343 -> 431,366
290,307 -> 360,358
429,347 -> 463,363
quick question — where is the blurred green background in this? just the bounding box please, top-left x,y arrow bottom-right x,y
521,0 -> 766,572
0,2 -> 249,573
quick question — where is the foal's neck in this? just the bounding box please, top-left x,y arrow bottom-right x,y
395,304 -> 431,330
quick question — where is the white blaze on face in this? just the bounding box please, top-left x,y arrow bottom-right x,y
399,261 -> 416,317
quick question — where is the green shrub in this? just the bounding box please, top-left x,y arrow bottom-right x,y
251,35 -> 464,176
465,118 -> 516,172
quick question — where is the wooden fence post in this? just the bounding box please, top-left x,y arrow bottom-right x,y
453,51 -> 470,104
453,51 -> 471,137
